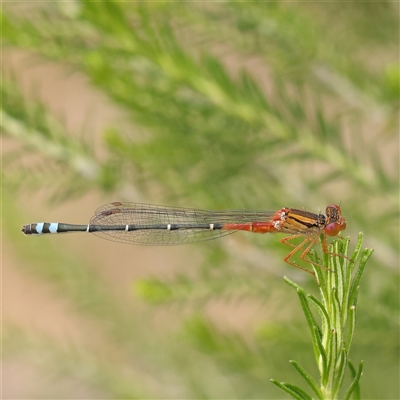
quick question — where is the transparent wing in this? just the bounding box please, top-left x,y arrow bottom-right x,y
89,202 -> 276,245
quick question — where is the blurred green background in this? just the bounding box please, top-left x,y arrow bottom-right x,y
2,1 -> 399,399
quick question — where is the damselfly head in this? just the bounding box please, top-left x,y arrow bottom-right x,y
324,204 -> 347,236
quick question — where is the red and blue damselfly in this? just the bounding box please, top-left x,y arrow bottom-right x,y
22,202 -> 347,275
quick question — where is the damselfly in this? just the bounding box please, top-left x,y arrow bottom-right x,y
21,202 -> 347,275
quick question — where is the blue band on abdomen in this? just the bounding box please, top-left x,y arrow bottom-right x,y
35,223 -> 44,234
49,223 -> 59,233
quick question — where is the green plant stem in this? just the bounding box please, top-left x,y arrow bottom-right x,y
276,233 -> 373,400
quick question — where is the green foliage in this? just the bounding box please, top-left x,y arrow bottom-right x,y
134,256 -> 279,305
272,234 -> 372,399
2,1 -> 398,398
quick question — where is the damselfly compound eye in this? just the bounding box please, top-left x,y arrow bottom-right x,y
325,222 -> 342,237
